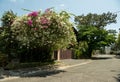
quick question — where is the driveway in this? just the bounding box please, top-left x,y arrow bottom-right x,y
1,54 -> 120,82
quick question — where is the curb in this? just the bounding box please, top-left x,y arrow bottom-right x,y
58,60 -> 92,70
0,77 -> 19,81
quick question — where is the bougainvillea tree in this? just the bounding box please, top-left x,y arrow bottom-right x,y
11,8 -> 76,62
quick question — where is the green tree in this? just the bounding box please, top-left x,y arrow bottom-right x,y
1,10 -> 16,27
108,29 -> 117,35
75,12 -> 117,58
75,12 -> 117,28
0,10 -> 17,61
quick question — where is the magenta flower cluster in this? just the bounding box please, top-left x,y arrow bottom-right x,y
40,17 -> 50,29
27,19 -> 32,26
27,11 -> 51,29
28,11 -> 38,17
40,17 -> 49,25
27,11 -> 38,26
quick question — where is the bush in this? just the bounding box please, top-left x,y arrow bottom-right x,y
73,49 -> 82,59
10,8 -> 76,62
73,41 -> 89,59
116,51 -> 120,55
0,53 -> 8,67
110,50 -> 114,54
5,61 -> 55,70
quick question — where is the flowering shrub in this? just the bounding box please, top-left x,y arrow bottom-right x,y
27,19 -> 33,26
10,9 -> 76,62
11,9 -> 76,50
28,11 -> 38,17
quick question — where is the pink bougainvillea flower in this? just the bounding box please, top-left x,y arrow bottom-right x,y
28,11 -> 38,17
27,19 -> 32,26
28,13 -> 32,17
40,17 -> 50,25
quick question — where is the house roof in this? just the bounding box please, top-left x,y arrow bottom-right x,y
72,27 -> 78,35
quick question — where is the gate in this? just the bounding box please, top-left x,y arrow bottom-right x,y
54,49 -> 72,60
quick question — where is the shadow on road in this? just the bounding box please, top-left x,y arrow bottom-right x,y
91,54 -> 116,60
91,57 -> 112,60
115,55 -> 120,59
21,70 -> 65,77
114,74 -> 120,82
0,76 -> 4,79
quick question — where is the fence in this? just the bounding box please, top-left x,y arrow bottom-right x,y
54,49 -> 72,60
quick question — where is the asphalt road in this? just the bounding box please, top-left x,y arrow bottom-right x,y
1,55 -> 120,82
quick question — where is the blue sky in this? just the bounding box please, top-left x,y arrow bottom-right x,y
0,0 -> 120,32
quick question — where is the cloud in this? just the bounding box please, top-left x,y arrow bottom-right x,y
60,4 -> 65,7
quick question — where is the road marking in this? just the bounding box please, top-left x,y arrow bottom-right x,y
58,60 -> 92,70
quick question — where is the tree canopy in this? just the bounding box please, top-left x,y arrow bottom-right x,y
75,12 -> 117,57
0,10 -> 17,57
0,9 -> 76,62
1,10 -> 17,27
11,9 -> 76,51
4,9 -> 76,62
75,12 -> 117,28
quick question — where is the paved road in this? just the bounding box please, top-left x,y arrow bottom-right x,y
1,55 -> 120,82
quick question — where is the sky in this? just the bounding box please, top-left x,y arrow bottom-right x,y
0,0 -> 120,33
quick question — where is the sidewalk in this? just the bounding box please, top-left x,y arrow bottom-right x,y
0,59 -> 91,81
58,59 -> 92,70
59,59 -> 91,66
58,59 -> 92,69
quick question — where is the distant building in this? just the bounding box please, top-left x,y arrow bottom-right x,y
105,46 -> 111,54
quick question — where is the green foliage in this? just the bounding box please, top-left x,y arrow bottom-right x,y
75,12 -> 117,57
75,12 -> 117,28
108,29 -> 117,35
0,52 -> 8,67
11,10 -> 76,50
73,41 -> 88,59
116,33 -> 120,50
0,10 -> 17,62
1,10 -> 16,27
0,9 -> 76,63
5,61 -> 54,70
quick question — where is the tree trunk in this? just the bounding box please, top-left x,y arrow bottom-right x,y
57,50 -> 60,61
87,47 -> 93,58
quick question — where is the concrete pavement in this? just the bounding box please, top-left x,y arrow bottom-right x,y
1,54 -> 120,82
0,58 -> 91,81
